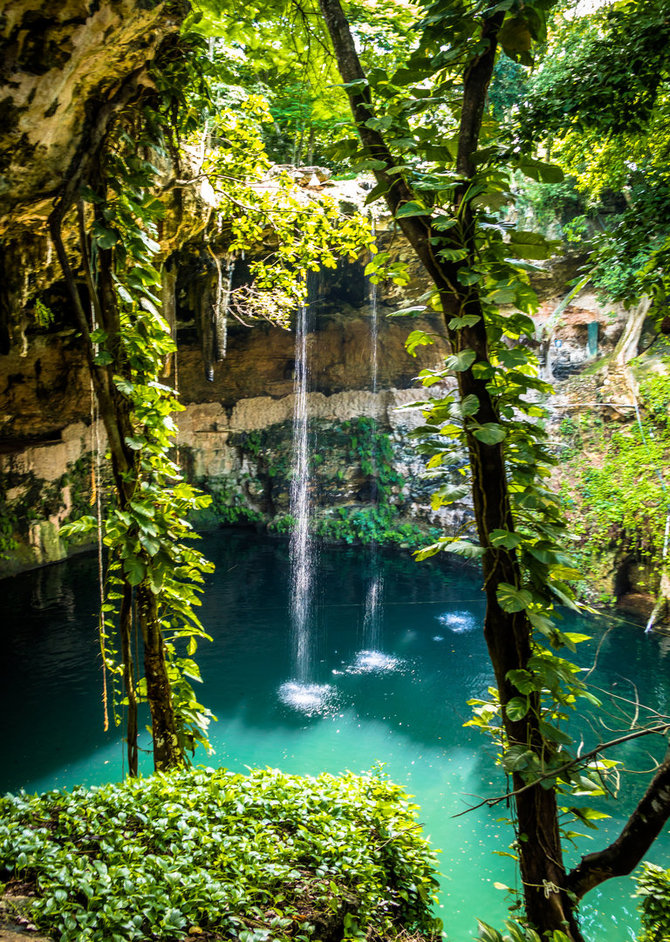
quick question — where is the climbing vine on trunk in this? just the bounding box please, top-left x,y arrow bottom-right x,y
52,38 -> 217,772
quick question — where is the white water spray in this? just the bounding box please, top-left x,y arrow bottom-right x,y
362,228 -> 385,653
288,302 -> 314,682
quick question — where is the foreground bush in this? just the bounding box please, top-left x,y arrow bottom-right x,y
0,766 -> 442,941
635,862 -> 670,942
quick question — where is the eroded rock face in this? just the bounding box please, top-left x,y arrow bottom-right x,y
0,288 -> 453,574
0,0 -> 187,232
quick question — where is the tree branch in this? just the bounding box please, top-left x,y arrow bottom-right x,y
452,723 -> 670,818
567,740 -> 670,899
316,0 -> 447,288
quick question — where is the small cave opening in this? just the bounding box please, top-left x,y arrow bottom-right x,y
613,556 -> 636,600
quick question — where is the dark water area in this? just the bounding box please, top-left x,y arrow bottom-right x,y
1,529 -> 669,940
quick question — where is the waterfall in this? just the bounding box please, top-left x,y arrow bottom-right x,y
361,235 -> 385,657
280,294 -> 337,713
362,563 -> 383,651
288,301 -> 314,683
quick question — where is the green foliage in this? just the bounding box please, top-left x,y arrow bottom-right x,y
560,364 -> 670,591
635,863 -> 670,942
32,298 -> 55,328
224,417 -> 424,548
521,1 -> 670,142
0,767 -> 442,942
315,506 -> 434,550
477,918 -> 570,942
341,416 -> 403,499
192,0 -> 419,168
513,2 -> 670,307
267,513 -> 296,536
0,501 -> 17,560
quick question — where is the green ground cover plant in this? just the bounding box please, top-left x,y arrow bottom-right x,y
0,767 -> 441,942
635,863 -> 670,942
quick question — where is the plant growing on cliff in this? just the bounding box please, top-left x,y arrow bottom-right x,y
561,364 -> 670,603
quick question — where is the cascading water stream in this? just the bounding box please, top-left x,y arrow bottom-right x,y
288,301 -> 313,684
357,231 -> 390,672
280,293 -> 336,713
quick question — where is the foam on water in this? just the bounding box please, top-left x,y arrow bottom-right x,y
346,649 -> 402,674
436,610 -> 478,633
278,681 -> 338,716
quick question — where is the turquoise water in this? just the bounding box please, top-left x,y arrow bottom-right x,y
2,530 -> 669,940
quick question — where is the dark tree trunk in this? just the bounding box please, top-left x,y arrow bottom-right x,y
137,582 -> 182,771
120,582 -> 139,777
317,0 -> 584,936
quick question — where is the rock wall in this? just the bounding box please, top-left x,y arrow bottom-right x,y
0,242 -> 641,578
0,280 -> 459,574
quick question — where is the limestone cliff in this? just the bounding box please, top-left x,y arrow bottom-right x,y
0,0 -> 189,352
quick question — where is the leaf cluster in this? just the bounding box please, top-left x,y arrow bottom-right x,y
0,767 -> 442,942
635,862 -> 670,942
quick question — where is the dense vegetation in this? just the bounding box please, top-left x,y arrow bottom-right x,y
2,0 -> 670,940
559,360 -> 670,606
0,768 -> 441,942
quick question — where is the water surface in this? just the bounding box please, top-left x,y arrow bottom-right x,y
2,530 -> 669,940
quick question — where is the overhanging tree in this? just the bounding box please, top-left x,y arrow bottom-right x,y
315,0 -> 670,938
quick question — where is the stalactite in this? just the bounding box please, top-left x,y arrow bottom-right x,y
197,260 -> 214,382
207,246 -> 236,363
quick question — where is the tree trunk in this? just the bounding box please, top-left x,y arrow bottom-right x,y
611,296 -> 652,368
137,581 -> 182,771
120,582 -> 139,777
453,295 -> 584,941
317,0 -> 584,935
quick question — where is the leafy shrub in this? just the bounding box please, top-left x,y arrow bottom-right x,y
477,919 -> 571,942
0,767 -> 442,942
558,362 -> 670,595
635,863 -> 670,942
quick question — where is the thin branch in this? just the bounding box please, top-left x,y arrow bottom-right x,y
567,741 -> 670,899
452,723 -> 670,818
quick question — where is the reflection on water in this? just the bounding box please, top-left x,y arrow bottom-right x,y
0,530 -> 667,941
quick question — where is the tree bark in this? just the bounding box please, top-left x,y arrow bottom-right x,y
120,582 -> 139,777
611,296 -> 652,368
567,742 -> 670,899
137,582 -> 182,771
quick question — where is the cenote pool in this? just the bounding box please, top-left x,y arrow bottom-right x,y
2,529 -> 669,940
